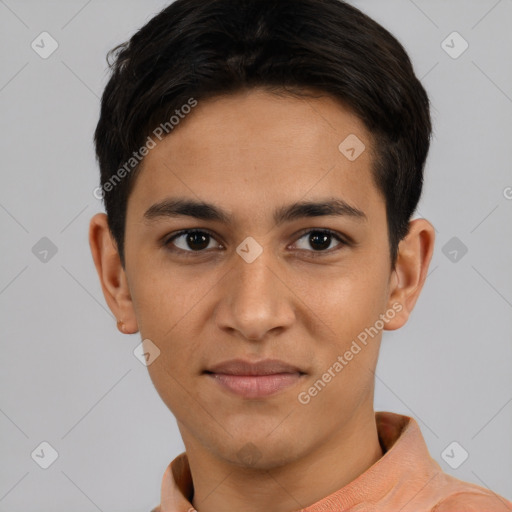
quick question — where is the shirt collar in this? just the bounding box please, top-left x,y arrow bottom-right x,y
155,411 -> 440,512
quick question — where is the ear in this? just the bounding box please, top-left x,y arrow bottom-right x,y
88,213 -> 139,334
384,218 -> 435,330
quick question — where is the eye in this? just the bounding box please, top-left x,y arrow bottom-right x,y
163,228 -> 348,257
292,229 -> 347,256
164,229 -> 222,254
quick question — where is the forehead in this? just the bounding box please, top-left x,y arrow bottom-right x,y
128,88 -> 384,225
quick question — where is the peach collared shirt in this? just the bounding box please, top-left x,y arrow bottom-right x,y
151,411 -> 512,512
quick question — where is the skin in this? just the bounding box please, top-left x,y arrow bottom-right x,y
89,88 -> 435,512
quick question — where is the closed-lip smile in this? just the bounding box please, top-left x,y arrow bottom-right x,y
204,358 -> 306,398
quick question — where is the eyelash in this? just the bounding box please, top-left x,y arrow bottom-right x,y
162,228 -> 349,258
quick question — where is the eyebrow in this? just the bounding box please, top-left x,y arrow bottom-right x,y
143,197 -> 367,226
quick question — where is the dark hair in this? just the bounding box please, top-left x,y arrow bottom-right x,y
94,0 -> 432,269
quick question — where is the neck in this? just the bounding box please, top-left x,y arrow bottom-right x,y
180,406 -> 383,512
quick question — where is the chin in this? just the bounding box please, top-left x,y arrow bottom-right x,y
214,436 -> 303,471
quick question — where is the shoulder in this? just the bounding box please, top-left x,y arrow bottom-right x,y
433,491 -> 512,512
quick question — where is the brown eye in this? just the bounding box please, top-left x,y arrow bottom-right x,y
165,230 -> 220,253
293,229 -> 347,255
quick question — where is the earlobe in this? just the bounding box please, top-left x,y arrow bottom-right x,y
384,218 -> 435,331
88,213 -> 139,334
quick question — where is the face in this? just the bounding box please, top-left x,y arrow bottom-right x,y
96,88 -> 425,469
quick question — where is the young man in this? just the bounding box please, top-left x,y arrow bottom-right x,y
89,1 -> 512,511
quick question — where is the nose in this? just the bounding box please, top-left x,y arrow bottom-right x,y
214,246 -> 296,341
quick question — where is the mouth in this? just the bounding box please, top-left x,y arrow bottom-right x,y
203,358 -> 306,399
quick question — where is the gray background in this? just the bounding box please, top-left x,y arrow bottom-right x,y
1,0 -> 511,510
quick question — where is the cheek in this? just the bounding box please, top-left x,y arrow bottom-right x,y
295,261 -> 388,342
294,261 -> 388,395
128,269 -> 202,388
128,257 -> 203,340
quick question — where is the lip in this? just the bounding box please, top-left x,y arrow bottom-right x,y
206,358 -> 304,376
204,358 -> 306,399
